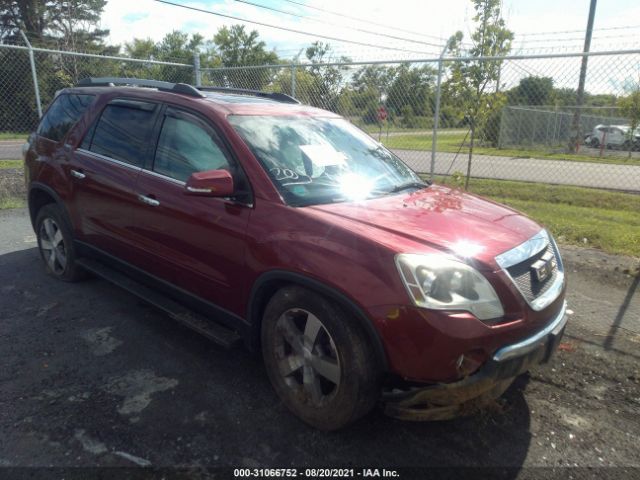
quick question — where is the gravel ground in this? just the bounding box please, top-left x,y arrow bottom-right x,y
0,208 -> 638,479
0,168 -> 24,203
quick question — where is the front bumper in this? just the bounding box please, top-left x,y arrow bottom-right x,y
383,301 -> 568,421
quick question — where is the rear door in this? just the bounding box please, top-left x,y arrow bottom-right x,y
69,98 -> 160,262
128,106 -> 252,315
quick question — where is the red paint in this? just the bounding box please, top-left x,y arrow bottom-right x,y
25,87 -> 567,384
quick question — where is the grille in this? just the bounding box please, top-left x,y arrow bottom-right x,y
506,243 -> 559,303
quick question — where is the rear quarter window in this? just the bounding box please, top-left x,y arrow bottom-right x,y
37,94 -> 95,142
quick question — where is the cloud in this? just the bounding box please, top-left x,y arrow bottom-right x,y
100,0 -> 470,58
99,0 -> 639,65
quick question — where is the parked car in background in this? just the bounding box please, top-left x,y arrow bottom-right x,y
586,124 -> 640,150
24,78 -> 568,430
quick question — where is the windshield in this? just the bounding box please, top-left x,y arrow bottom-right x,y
228,115 -> 426,206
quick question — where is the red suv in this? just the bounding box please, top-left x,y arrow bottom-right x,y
24,78 -> 567,430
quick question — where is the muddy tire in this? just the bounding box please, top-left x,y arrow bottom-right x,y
35,204 -> 85,282
261,286 -> 380,431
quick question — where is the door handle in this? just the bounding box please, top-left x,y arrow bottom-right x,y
138,194 -> 160,207
70,169 -> 86,179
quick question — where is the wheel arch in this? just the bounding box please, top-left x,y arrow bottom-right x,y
28,183 -> 72,231
247,270 -> 389,372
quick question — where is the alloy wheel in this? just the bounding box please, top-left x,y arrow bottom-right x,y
39,217 -> 67,275
274,308 -> 341,407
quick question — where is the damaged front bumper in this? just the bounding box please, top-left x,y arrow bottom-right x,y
383,302 -> 568,421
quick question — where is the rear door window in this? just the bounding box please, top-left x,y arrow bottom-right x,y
37,94 -> 95,142
88,100 -> 157,167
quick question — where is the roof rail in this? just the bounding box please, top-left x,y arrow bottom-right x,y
196,86 -> 300,104
76,77 -> 205,98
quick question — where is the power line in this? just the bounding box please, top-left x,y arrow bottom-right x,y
279,0 -> 447,42
517,23 -> 640,37
234,0 -> 445,48
152,0 -> 434,55
514,31 -> 640,44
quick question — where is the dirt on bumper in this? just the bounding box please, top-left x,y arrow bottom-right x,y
383,306 -> 568,421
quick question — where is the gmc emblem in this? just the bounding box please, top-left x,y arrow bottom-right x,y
531,252 -> 557,282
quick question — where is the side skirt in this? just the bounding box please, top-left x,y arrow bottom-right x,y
75,241 -> 247,349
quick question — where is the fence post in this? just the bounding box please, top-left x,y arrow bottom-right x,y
431,42 -> 450,181
193,52 -> 201,87
291,64 -> 297,97
19,30 -> 42,119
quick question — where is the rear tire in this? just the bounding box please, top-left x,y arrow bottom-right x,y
261,286 -> 380,431
35,204 -> 86,282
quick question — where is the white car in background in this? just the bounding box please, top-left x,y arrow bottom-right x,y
586,124 -> 640,150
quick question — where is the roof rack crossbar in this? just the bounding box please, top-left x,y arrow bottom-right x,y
196,86 -> 300,104
76,77 -> 205,98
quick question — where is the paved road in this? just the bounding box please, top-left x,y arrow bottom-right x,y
0,140 -> 24,160
0,208 -> 638,474
3,139 -> 638,191
392,149 -> 640,192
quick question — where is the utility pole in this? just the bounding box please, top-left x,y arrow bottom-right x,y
569,0 -> 597,152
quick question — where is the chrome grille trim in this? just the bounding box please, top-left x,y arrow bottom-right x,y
495,229 -> 565,311
493,301 -> 567,362
495,230 -> 549,269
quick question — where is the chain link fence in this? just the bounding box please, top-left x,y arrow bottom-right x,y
1,40 -> 639,192
0,42 -> 195,136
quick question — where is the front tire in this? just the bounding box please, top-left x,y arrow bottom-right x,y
261,286 -> 380,430
35,204 -> 85,282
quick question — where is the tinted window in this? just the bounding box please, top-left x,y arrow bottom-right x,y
79,120 -> 96,150
37,94 -> 94,142
89,101 -> 156,166
154,113 -> 230,182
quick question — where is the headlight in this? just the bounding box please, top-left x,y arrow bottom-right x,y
395,254 -> 504,320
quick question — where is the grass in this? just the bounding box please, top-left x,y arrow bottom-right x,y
359,124 -> 438,134
433,176 -> 640,258
0,159 -> 23,169
0,158 -> 26,210
383,132 -> 640,166
0,132 -> 28,141
0,197 -> 26,209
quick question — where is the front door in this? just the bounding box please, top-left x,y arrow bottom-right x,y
128,106 -> 252,316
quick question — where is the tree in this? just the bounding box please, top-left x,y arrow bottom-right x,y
618,77 -> 640,158
507,76 -> 554,106
347,65 -> 396,123
210,25 -> 278,90
304,41 -> 350,112
213,25 -> 277,67
446,0 -> 513,189
387,64 -> 435,117
1,1 -> 112,49
0,1 -> 115,132
272,66 -> 316,105
124,31 -> 204,84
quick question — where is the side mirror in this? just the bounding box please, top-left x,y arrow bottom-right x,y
185,169 -> 234,197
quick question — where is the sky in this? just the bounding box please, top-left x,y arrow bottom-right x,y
99,0 -> 640,61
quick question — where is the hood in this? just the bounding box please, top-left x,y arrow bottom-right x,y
308,185 -> 542,269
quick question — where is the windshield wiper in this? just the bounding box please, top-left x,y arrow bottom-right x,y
388,181 -> 429,194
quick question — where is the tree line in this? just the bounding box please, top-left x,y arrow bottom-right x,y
2,0 -> 638,171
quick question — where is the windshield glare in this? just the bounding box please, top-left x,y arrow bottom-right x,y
228,115 -> 424,206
